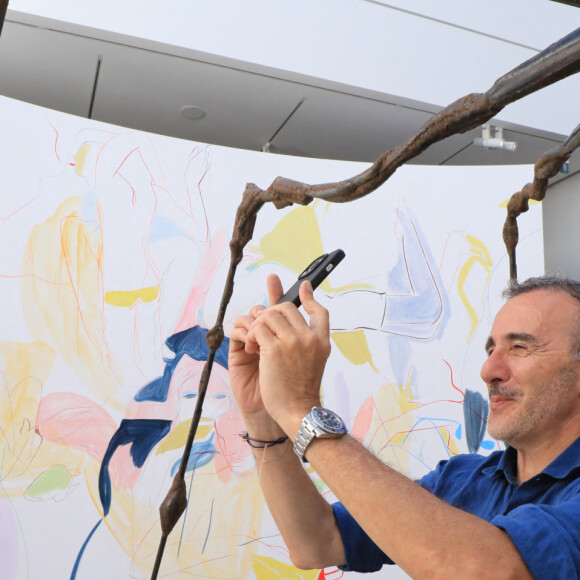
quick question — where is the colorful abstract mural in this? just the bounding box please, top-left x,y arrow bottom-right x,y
0,95 -> 543,579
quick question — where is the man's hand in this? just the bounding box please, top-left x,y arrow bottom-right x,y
246,275 -> 331,437
228,275 -> 284,426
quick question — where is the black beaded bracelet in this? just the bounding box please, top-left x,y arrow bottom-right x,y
240,432 -> 289,449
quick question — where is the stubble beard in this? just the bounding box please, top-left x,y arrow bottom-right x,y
487,363 -> 578,444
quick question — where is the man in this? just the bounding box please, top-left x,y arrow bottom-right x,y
229,275 -> 580,579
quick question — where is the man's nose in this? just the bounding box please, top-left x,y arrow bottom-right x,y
480,349 -> 510,385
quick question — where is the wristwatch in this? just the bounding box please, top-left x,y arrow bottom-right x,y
294,407 -> 348,463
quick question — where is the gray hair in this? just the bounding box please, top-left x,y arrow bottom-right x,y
503,275 -> 580,361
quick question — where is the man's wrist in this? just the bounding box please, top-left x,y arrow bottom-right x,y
292,406 -> 348,463
244,414 -> 286,441
277,402 -> 321,442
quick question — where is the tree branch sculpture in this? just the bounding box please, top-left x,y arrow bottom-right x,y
0,0 -> 8,36
151,26 -> 580,578
503,122 -> 580,280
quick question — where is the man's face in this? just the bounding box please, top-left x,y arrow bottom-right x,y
480,289 -> 580,446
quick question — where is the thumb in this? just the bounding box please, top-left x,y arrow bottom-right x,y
299,281 -> 329,335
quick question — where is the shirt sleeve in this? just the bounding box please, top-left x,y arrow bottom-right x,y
417,458 -> 449,493
492,498 -> 580,580
331,502 -> 394,572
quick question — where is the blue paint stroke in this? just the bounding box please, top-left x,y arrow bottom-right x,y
148,215 -> 186,243
398,416 -> 462,460
202,498 -> 215,554
177,450 -> 217,557
238,533 -> 281,547
383,209 -> 450,339
463,389 -> 489,453
135,326 -> 230,403
178,453 -> 205,557
170,434 -> 216,477
70,519 -> 102,580
99,418 -> 171,516
387,335 -> 414,390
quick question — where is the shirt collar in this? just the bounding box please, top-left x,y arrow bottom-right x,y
542,436 -> 580,479
492,446 -> 518,484
486,436 -> 580,483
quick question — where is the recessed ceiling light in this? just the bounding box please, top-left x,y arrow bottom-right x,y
180,105 -> 207,120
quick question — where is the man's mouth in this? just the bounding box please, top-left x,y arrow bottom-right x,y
489,395 -> 515,410
488,387 -> 522,410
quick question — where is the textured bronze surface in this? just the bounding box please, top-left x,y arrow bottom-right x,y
0,0 -> 9,36
151,27 -> 580,578
503,122 -> 580,279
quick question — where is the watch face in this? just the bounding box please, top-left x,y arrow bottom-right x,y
311,407 -> 347,434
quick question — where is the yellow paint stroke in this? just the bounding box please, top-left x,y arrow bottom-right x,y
250,205 -> 323,273
330,330 -> 378,372
252,555 -> 319,580
155,419 -> 213,455
85,456 -> 264,579
457,234 -> 493,343
105,285 -> 160,308
249,204 -> 371,294
438,426 -> 460,456
0,340 -> 84,496
499,197 -> 541,208
73,143 -> 92,176
398,376 -> 421,415
21,196 -> 124,410
388,432 -> 409,447
364,377 -> 416,479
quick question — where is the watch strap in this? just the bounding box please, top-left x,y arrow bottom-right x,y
294,414 -> 317,463
293,407 -> 347,463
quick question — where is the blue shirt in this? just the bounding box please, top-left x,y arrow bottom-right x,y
332,437 -> 580,578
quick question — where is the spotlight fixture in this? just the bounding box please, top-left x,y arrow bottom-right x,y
180,105 -> 207,120
473,125 -> 517,152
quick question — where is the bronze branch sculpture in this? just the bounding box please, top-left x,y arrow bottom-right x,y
145,25 -> 580,578
0,0 -> 8,37
503,122 -> 580,280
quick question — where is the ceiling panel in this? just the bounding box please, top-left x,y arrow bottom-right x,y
91,43 -> 314,153
268,89 -> 435,162
0,18 -> 571,174
0,21 -> 99,117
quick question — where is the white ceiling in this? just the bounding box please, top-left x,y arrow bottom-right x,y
0,13 -> 574,172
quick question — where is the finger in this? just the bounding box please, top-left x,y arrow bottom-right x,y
299,281 -> 330,337
249,304 -> 266,319
247,308 -> 295,345
231,317 -> 262,354
229,326 -> 250,352
267,274 -> 284,306
250,314 -> 285,350
233,314 -> 255,330
230,325 -> 247,340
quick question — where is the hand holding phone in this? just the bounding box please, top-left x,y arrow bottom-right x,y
277,249 -> 345,307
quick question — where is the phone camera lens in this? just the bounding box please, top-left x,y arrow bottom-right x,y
299,254 -> 327,279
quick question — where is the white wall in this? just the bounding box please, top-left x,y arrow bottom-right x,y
543,151 -> 580,278
8,0 -> 580,136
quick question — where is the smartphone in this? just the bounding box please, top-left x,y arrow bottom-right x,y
277,249 -> 345,307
